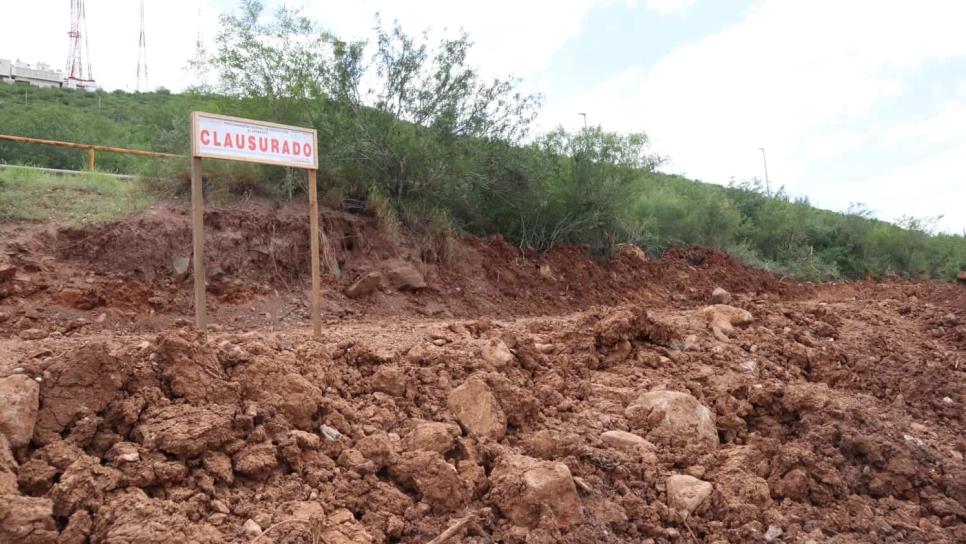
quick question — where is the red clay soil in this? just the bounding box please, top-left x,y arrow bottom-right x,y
0,202 -> 963,543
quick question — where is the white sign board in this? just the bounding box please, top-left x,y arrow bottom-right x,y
191,112 -> 318,169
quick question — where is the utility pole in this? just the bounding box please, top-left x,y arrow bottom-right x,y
758,147 -> 771,196
578,112 -> 587,130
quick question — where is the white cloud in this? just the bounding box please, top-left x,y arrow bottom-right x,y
304,0 -> 602,79
541,0 -> 966,231
646,0 -> 697,15
847,142 -> 966,232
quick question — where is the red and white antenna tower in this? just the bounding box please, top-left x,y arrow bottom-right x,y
66,0 -> 96,89
136,0 -> 148,91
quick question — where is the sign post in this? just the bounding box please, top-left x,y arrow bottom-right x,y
190,112 -> 321,337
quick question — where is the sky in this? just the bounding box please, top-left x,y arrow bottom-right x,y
2,0 -> 965,232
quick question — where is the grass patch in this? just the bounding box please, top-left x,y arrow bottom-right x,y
0,167 -> 154,224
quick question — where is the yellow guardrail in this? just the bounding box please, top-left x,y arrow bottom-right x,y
0,134 -> 183,172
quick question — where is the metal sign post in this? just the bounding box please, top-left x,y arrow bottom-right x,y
189,111 -> 322,338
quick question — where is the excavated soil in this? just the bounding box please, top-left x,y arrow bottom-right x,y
0,202 -> 963,543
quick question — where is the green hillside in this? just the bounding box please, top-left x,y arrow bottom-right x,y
1,1 -> 964,281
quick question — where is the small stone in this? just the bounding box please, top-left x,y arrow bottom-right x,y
107,442 -> 141,464
371,365 -> 408,397
534,343 -> 555,354
616,243 -> 648,263
600,430 -> 654,451
481,339 -> 514,369
402,421 -> 461,454
432,338 -> 447,346
601,430 -> 658,463
211,499 -> 230,514
253,512 -> 272,528
320,424 -> 342,441
764,524 -> 783,542
242,518 -> 262,537
18,328 -> 48,341
711,287 -> 732,304
666,474 -> 712,516
172,256 -> 190,277
942,397 -> 953,404
345,271 -> 383,298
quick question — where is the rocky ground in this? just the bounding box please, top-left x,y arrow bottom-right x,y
0,203 -> 964,543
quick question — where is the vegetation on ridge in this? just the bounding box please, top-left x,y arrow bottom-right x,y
0,0 -> 963,281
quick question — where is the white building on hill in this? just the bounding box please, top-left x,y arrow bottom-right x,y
0,59 -> 66,89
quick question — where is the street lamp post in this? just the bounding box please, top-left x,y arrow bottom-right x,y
578,112 -> 587,130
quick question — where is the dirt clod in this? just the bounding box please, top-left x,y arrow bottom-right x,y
0,374 -> 39,448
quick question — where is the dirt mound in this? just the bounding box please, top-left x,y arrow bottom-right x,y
0,202 -> 963,542
0,286 -> 962,543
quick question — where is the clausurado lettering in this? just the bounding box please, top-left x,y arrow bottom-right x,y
198,129 -> 313,157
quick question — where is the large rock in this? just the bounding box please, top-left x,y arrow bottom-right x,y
701,304 -> 753,342
345,271 -> 383,298
0,374 -> 39,448
624,390 -> 718,452
385,262 -> 427,291
0,495 -> 58,544
666,474 -> 712,517
401,421 -> 461,454
447,377 -> 507,440
488,454 -> 583,528
389,451 -> 465,512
